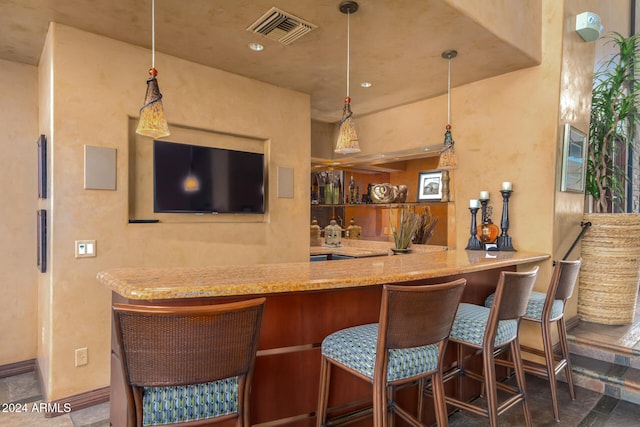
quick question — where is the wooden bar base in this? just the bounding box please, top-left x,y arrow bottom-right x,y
110,267 -> 514,425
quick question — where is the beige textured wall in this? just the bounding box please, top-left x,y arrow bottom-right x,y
39,23 -> 310,400
37,27 -> 53,393
0,59 -> 38,365
447,0 -> 542,63
311,120 -> 335,159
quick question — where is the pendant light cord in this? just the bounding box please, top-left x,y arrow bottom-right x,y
151,0 -> 156,69
447,56 -> 451,125
346,11 -> 351,98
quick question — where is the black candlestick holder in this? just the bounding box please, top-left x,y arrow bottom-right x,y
497,190 -> 516,251
465,207 -> 483,250
479,198 -> 489,224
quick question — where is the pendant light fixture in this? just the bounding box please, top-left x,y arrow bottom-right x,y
437,50 -> 458,170
136,0 -> 170,138
335,1 -> 361,154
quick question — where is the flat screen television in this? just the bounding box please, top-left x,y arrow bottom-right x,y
153,140 -> 265,214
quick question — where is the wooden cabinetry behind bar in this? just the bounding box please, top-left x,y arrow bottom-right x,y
311,157 -> 454,247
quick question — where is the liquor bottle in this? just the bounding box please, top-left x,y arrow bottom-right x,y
349,175 -> 356,204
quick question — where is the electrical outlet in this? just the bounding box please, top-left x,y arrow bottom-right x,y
75,347 -> 88,367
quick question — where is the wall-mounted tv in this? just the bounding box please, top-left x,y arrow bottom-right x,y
153,140 -> 265,214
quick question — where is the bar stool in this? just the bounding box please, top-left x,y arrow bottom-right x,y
444,267 -> 538,427
485,259 -> 581,422
113,298 -> 265,427
316,279 -> 467,427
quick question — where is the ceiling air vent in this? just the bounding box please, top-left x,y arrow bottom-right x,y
247,7 -> 317,45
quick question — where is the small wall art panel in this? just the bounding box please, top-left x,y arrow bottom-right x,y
37,134 -> 47,199
37,209 -> 46,273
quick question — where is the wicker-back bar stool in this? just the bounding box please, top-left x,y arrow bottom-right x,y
113,298 -> 265,427
485,259 -> 581,422
316,278 -> 467,427
444,268 -> 538,427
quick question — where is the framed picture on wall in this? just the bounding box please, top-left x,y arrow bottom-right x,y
37,209 -> 47,273
417,170 -> 443,201
560,124 -> 587,193
37,134 -> 47,199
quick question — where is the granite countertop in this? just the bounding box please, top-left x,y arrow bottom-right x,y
98,249 -> 549,300
309,239 -> 447,258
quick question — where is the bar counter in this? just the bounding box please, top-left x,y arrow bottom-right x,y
100,248 -> 549,426
98,248 -> 547,300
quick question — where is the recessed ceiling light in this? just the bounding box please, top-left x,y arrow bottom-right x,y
248,42 -> 264,51
360,81 -> 372,88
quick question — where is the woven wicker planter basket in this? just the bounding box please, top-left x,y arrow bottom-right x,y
578,213 -> 640,325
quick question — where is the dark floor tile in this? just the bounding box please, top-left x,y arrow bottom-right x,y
446,374 -> 605,427
0,372 -> 41,405
603,400 -> 640,426
447,409 -> 486,427
69,402 -> 109,427
592,395 -> 621,415
579,411 -> 613,427
0,378 -> 9,405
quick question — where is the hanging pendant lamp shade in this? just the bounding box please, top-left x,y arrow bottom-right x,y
136,0 -> 170,138
336,96 -> 360,153
335,1 -> 361,154
136,68 -> 170,138
438,50 -> 458,170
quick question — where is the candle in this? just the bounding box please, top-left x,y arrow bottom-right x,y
501,182 -> 513,191
469,199 -> 479,208
479,191 -> 489,200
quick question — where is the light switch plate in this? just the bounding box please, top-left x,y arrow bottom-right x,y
75,240 -> 96,258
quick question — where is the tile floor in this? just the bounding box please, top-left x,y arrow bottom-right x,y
1,299 -> 640,426
1,369 -> 639,426
446,374 -> 639,426
0,371 -> 108,426
449,299 -> 640,427
446,297 -> 640,426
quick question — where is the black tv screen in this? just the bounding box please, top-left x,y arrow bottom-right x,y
153,140 -> 265,214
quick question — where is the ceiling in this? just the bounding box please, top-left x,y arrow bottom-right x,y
0,0 -> 538,123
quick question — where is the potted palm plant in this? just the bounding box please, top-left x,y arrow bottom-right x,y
579,32 -> 640,325
586,32 -> 640,212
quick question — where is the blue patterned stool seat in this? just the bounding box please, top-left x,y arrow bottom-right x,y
142,377 -> 238,426
485,291 -> 563,321
321,323 -> 440,382
450,303 -> 517,347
